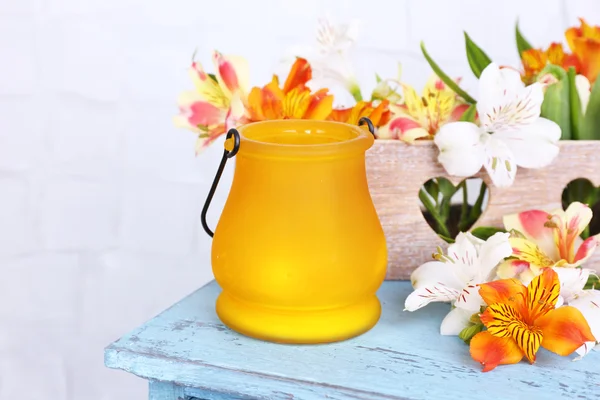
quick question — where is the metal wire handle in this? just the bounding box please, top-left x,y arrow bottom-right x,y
200,128 -> 240,238
358,117 -> 375,137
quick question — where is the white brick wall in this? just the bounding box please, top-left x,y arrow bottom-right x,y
0,0 -> 598,398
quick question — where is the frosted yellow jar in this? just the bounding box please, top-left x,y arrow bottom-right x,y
209,119 -> 387,344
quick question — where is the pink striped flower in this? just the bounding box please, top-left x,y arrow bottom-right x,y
174,51 -> 249,153
377,75 -> 469,142
498,202 -> 600,282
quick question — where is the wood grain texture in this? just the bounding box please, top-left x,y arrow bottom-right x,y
105,281 -> 600,400
366,140 -> 600,280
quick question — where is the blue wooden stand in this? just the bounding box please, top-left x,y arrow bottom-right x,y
105,281 -> 599,399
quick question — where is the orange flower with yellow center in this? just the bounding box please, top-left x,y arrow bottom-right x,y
328,100 -> 391,128
470,269 -> 595,372
566,18 -> 600,83
246,58 -> 334,121
521,43 -> 580,84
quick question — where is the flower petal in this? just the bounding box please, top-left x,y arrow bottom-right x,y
404,284 -> 462,311
401,83 -> 426,122
569,289 -> 600,344
384,116 -> 429,142
476,232 -> 513,280
441,307 -> 475,335
470,331 -> 524,372
478,64 -> 525,110
564,202 -> 593,241
493,118 -> 560,169
551,202 -> 594,264
482,135 -> 517,188
574,37 -> 600,83
434,122 -> 485,177
496,259 -> 535,282
189,61 -> 229,108
455,284 -> 485,311
553,267 -> 592,303
176,91 -> 226,131
510,237 -> 556,268
282,57 -> 312,94
477,64 -> 543,131
535,306 -> 596,356
410,261 -> 464,291
527,268 -> 561,317
503,209 -> 558,260
575,74 -> 591,114
212,51 -> 250,96
247,79 -> 285,121
479,278 -> 527,308
480,303 -> 542,363
328,107 -> 353,123
574,236 -> 600,267
282,87 -> 312,119
574,341 -> 597,360
304,89 -> 334,120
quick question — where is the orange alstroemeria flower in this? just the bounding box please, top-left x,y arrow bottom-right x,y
521,43 -> 580,84
566,18 -> 600,83
328,100 -> 391,128
470,269 -> 595,372
246,58 -> 334,121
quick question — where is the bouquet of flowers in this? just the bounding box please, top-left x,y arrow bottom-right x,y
405,202 -> 599,371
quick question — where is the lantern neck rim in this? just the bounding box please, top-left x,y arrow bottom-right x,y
235,119 -> 373,157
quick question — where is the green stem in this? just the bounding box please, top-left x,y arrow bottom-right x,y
458,181 -> 470,232
419,188 -> 452,238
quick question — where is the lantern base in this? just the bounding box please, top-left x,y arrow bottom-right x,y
215,291 -> 381,344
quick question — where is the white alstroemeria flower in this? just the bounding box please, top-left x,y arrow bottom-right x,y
405,232 -> 512,335
285,17 -> 362,103
434,63 -> 561,188
553,267 -> 600,359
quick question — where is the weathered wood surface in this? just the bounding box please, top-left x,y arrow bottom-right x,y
105,281 -> 600,400
367,140 -> 600,280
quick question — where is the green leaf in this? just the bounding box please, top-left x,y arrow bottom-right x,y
375,73 -> 382,83
459,323 -> 484,344
584,274 -> 599,290
540,66 -> 571,140
464,32 -> 492,78
580,78 -> 600,140
515,21 -> 533,57
563,179 -> 599,206
459,103 -> 477,122
437,178 -> 458,224
423,180 -> 440,205
568,67 -> 583,139
437,178 -> 458,198
438,234 -> 456,244
471,226 -> 507,241
419,188 -> 451,239
208,73 -> 218,83
458,181 -> 470,232
420,42 -> 477,104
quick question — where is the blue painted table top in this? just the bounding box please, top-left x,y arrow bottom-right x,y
105,281 -> 600,400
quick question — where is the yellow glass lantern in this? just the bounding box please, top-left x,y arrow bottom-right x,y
201,119 -> 387,344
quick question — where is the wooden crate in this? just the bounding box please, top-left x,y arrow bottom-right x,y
366,140 -> 600,280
